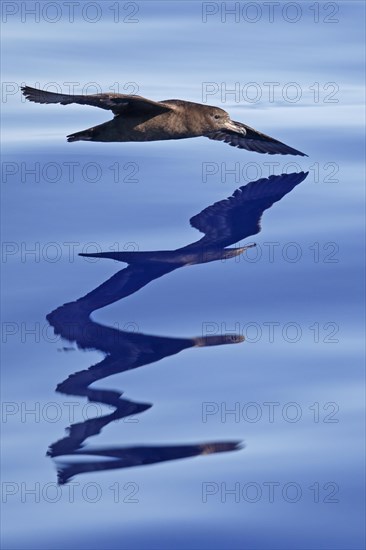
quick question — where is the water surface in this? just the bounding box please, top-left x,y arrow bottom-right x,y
1,2 -> 365,549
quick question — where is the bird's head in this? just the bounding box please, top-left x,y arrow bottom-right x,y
204,106 -> 246,135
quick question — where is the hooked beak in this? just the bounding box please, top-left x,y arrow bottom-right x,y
223,119 -> 247,135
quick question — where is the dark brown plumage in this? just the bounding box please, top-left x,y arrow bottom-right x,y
21,85 -> 307,156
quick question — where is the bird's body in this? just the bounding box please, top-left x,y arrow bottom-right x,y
21,86 -> 307,156
73,100 -> 211,143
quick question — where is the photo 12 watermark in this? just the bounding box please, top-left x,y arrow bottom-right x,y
219,241 -> 340,264
1,320 -> 140,344
1,480 -> 139,503
1,400 -> 141,424
201,161 -> 340,184
2,81 -> 140,103
201,2 -> 340,24
201,321 -> 340,343
201,401 -> 340,423
201,480 -> 340,503
1,241 -> 140,263
201,81 -> 339,104
2,2 -> 140,24
2,161 -> 140,185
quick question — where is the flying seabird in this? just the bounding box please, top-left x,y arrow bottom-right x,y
21,86 -> 307,156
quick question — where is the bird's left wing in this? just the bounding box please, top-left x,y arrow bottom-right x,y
189,172 -> 308,247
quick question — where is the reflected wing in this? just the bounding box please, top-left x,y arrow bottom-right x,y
21,86 -> 174,116
206,122 -> 307,156
190,172 -> 308,247
56,441 -> 241,485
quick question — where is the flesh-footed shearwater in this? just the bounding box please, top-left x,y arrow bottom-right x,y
21,86 -> 307,156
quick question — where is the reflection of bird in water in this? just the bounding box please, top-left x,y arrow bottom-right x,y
21,85 -> 306,156
79,171 -> 308,265
56,442 -> 242,485
47,302 -> 244,469
47,171 -> 308,483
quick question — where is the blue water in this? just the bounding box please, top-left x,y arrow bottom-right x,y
1,2 -> 365,549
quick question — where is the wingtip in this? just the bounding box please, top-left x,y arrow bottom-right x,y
286,146 -> 307,157
21,85 -> 35,95
21,85 -> 44,103
21,85 -> 30,98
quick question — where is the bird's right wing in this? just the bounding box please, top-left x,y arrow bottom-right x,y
206,122 -> 307,156
21,86 -> 174,116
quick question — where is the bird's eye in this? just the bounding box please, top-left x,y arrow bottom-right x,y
214,114 -> 220,119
